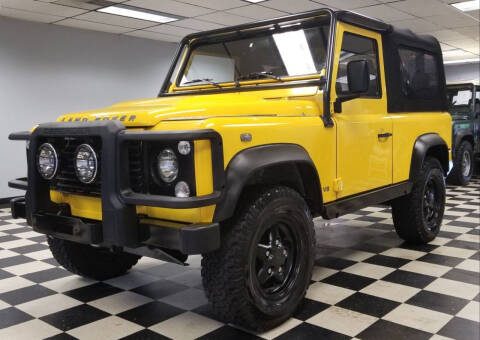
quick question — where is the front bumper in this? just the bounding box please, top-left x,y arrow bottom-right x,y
11,197 -> 220,254
8,121 -> 224,254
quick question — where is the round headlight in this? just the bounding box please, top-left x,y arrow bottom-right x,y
157,149 -> 178,183
175,181 -> 190,197
37,143 -> 58,180
74,144 -> 98,184
177,141 -> 191,155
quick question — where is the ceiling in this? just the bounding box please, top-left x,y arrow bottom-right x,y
0,0 -> 479,62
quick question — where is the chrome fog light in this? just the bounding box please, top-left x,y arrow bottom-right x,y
177,141 -> 191,155
37,143 -> 58,180
175,181 -> 190,197
157,149 -> 178,183
74,144 -> 98,184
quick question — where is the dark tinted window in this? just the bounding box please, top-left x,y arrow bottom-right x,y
335,33 -> 380,97
398,48 -> 440,100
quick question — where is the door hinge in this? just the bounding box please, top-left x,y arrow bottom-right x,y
330,101 -> 335,114
333,178 -> 343,192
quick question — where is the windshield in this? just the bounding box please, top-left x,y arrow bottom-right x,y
447,87 -> 474,114
176,19 -> 330,88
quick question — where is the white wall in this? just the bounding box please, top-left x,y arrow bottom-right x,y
445,62 -> 480,83
0,17 -> 177,198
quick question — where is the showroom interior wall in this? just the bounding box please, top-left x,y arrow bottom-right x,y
444,62 -> 480,83
0,16 -> 177,199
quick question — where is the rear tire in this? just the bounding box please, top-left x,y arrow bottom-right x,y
448,141 -> 474,186
48,237 -> 140,280
201,186 -> 315,332
392,157 -> 445,244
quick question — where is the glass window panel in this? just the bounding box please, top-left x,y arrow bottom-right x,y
178,22 -> 330,86
398,47 -> 441,100
335,33 -> 380,97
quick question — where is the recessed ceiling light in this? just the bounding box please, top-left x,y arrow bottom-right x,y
98,5 -> 180,23
243,0 -> 267,3
444,58 -> 480,64
450,0 -> 480,12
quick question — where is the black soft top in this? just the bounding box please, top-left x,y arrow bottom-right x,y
382,27 -> 447,112
385,27 -> 442,54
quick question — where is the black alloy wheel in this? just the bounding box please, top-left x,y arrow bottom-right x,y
250,218 -> 302,314
422,176 -> 443,233
392,157 -> 445,244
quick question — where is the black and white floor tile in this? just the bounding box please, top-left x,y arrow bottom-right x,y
0,179 -> 478,340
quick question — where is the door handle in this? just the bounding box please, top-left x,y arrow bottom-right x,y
378,132 -> 392,138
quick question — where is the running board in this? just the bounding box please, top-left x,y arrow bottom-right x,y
323,181 -> 412,219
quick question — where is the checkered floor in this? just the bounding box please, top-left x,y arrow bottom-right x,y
0,180 -> 478,340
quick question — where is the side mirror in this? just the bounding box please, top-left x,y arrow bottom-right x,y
334,60 -> 370,113
347,60 -> 370,94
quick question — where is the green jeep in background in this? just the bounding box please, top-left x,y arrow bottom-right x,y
446,83 -> 480,185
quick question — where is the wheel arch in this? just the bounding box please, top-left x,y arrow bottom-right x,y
410,133 -> 449,181
456,132 -> 474,152
213,144 -> 323,222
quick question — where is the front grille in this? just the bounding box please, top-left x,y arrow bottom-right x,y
50,137 -> 102,196
128,141 -> 144,193
47,137 -> 145,197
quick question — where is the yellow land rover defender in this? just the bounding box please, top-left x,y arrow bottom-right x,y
9,9 -> 451,331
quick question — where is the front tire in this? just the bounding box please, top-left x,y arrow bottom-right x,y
448,140 -> 474,186
48,237 -> 141,280
201,186 -> 315,332
391,157 -> 445,244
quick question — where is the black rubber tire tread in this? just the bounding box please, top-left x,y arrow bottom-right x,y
448,140 -> 474,186
201,186 -> 315,332
47,237 -> 141,281
392,157 -> 445,244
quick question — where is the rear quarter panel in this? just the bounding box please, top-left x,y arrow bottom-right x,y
392,112 -> 452,183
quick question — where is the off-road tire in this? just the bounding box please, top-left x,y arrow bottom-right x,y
47,237 -> 141,280
201,186 -> 315,332
392,157 -> 445,244
448,140 -> 474,186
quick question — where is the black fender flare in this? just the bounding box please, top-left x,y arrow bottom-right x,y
409,133 -> 449,181
213,144 -> 322,222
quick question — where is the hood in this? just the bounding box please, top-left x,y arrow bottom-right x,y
58,87 -> 322,127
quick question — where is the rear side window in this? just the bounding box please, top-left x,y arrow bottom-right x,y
335,33 -> 380,97
398,48 -> 440,100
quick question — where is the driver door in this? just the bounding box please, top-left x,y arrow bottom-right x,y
332,23 -> 393,198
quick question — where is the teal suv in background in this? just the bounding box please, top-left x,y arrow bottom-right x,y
447,83 -> 480,185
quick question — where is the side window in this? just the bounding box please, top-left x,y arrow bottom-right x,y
398,47 -> 440,100
335,32 -> 380,97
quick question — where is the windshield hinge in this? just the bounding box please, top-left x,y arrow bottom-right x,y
321,115 -> 334,128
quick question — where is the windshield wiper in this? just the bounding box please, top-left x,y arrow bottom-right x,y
237,72 -> 283,82
183,78 -> 221,88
